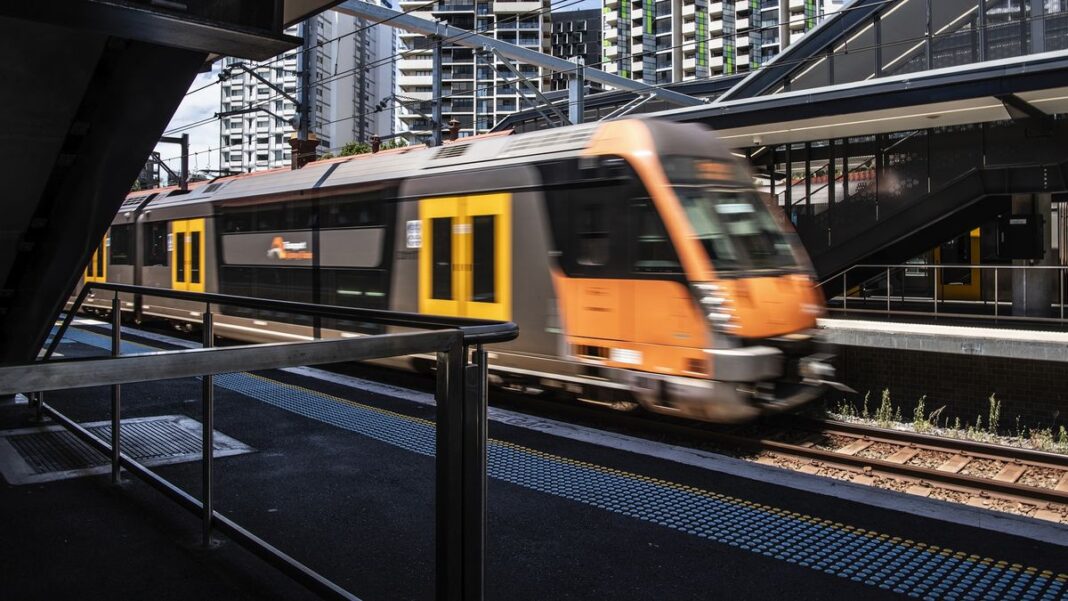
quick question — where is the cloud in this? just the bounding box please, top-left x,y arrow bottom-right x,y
153,64 -> 224,179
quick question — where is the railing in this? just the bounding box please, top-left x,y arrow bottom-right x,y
820,264 -> 1068,325
5,282 -> 517,601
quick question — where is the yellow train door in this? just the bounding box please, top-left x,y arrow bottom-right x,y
937,228 -> 981,301
171,218 -> 206,292
418,193 -> 511,320
85,234 -> 107,283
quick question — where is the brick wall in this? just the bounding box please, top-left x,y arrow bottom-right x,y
833,346 -> 1068,431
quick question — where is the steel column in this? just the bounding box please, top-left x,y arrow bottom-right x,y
463,346 -> 488,600
111,294 -> 122,485
568,57 -> 585,125
978,0 -> 986,62
202,305 -> 215,546
436,340 -> 464,600
1031,0 -> 1045,54
432,36 -> 443,147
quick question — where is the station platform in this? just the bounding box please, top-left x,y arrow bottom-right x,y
820,318 -> 1068,362
3,323 -> 1068,600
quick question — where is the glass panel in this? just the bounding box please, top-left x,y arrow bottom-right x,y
577,203 -> 610,266
631,198 -> 682,273
985,0 -> 1028,59
1048,0 -> 1068,50
176,232 -> 186,283
471,215 -> 496,303
941,234 -> 972,283
96,246 -> 104,276
932,0 -> 980,68
674,188 -> 798,272
432,217 -> 452,300
190,231 -> 201,284
880,0 -> 929,76
109,225 -> 133,265
144,222 -> 169,267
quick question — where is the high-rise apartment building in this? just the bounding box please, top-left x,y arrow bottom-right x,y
549,9 -> 602,91
396,0 -> 551,140
602,0 -> 835,85
331,9 -> 400,147
219,8 -> 397,173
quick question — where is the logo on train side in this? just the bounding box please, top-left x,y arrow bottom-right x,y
267,236 -> 314,260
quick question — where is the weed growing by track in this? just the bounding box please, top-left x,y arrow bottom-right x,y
827,389 -> 1068,455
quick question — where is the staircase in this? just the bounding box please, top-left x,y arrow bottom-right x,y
787,121 -> 1068,282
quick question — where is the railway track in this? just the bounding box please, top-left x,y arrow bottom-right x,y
495,392 -> 1068,523
739,417 -> 1068,520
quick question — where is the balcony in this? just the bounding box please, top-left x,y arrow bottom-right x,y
399,75 -> 433,86
432,2 -> 476,11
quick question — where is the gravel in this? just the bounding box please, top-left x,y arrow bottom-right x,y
958,458 -> 1005,479
855,442 -> 900,460
1018,466 -> 1065,489
906,450 -> 952,469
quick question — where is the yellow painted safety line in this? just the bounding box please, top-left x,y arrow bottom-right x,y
226,372 -> 1068,581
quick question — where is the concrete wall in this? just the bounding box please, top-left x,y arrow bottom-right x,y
833,345 -> 1068,431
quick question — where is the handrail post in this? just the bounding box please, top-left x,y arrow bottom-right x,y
1060,268 -> 1064,323
933,266 -> 939,315
842,273 -> 848,313
436,337 -> 465,601
886,268 -> 891,314
994,268 -> 999,320
110,293 -> 122,485
202,304 -> 215,547
463,345 -> 488,601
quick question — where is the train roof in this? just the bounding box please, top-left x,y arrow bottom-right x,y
132,119 -> 729,212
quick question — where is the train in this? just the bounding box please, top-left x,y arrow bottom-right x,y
79,118 -> 837,423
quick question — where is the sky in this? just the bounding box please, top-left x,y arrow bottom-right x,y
153,63 -> 225,181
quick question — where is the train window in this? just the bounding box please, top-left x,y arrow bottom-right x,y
321,192 -> 384,228
431,217 -> 453,300
190,231 -> 201,284
144,221 -> 169,266
472,215 -> 495,302
675,188 -> 796,271
576,203 -> 610,266
630,199 -> 681,273
175,232 -> 186,282
110,225 -> 133,266
541,157 -> 683,282
219,202 -> 315,233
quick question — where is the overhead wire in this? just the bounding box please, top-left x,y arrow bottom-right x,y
161,1 -> 1052,158
318,0 -> 1019,131
161,0 -> 578,141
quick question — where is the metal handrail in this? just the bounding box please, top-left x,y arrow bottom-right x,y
15,282 -> 518,601
820,263 -> 1068,325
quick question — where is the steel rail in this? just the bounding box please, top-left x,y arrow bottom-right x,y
794,416 -> 1068,469
738,432 -> 1068,507
490,393 -> 1068,510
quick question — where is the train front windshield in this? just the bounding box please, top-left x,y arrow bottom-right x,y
663,157 -> 799,273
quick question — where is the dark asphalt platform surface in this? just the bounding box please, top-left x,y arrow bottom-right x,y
2,327 -> 1066,600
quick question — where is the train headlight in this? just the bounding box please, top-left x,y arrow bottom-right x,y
694,283 -> 738,333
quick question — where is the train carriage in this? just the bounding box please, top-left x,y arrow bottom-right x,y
80,118 -> 835,423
